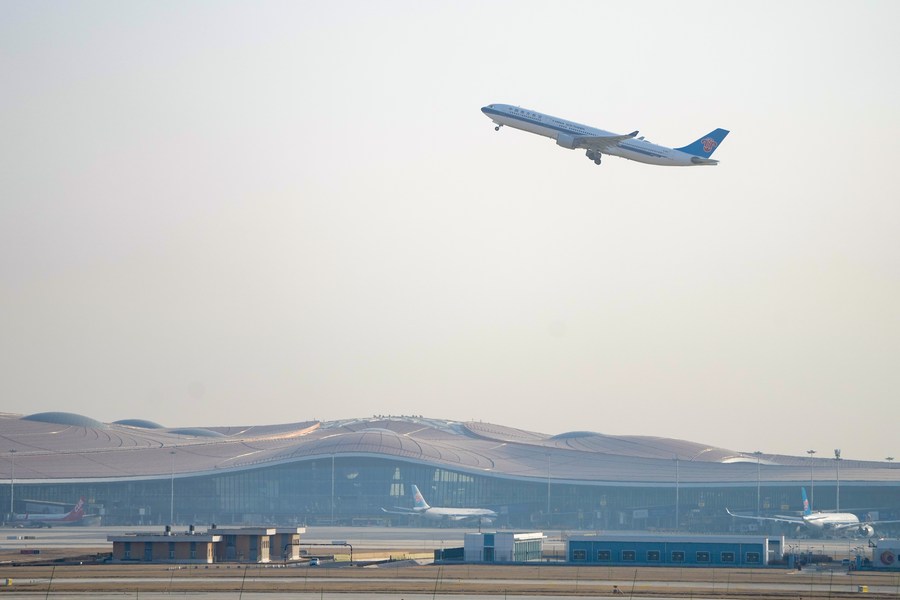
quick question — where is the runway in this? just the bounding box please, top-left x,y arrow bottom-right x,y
3,568 -> 900,599
0,524 -> 873,558
0,525 -> 486,557
2,525 -> 897,598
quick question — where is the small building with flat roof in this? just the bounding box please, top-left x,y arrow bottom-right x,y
464,531 -> 545,562
872,539 -> 900,570
271,527 -> 307,561
109,532 -> 221,564
109,525 -> 306,564
567,533 -> 784,568
209,526 -> 275,563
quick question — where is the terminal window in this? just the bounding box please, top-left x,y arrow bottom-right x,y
597,550 -> 611,561
696,551 -> 710,563
746,552 -> 761,564
622,550 -> 636,561
572,549 -> 587,561
672,551 -> 685,563
721,552 -> 735,563
647,550 -> 661,562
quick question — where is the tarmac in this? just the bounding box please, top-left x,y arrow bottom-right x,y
0,525 -> 897,598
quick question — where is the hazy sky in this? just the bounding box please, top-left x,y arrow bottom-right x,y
2,1 -> 899,461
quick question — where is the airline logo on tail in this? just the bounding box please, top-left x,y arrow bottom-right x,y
65,498 -> 86,521
801,488 -> 811,516
412,485 -> 430,510
701,138 -> 719,153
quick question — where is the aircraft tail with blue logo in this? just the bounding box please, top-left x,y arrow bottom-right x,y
411,485 -> 431,510
801,487 -> 812,516
675,128 -> 730,159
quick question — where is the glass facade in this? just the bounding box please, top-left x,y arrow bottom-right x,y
4,455 -> 900,534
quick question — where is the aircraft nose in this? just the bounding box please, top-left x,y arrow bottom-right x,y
481,106 -> 488,114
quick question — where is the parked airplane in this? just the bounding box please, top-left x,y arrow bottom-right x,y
726,488 -> 900,537
382,485 -> 497,524
481,103 -> 729,167
12,498 -> 86,527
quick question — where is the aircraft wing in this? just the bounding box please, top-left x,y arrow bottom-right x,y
862,519 -> 900,527
725,508 -> 805,525
381,507 -> 418,516
576,131 -> 639,151
811,517 -> 900,534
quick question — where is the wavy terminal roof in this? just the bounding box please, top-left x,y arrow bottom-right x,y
0,413 -> 896,487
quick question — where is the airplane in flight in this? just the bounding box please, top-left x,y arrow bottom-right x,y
481,103 -> 729,167
726,488 -> 900,537
382,485 -> 497,524
12,498 -> 87,527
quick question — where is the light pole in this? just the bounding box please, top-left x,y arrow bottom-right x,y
546,452 -> 551,527
169,451 -> 176,525
674,456 -> 680,531
8,449 -> 16,522
753,451 -> 763,516
331,454 -> 335,525
806,449 -> 816,510
834,449 -> 841,511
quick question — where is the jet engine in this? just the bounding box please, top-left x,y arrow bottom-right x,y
857,524 -> 875,537
556,133 -> 579,149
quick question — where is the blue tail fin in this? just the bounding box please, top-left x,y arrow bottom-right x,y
801,487 -> 811,515
675,128 -> 729,158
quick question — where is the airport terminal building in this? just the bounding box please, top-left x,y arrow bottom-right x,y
2,412 -> 899,533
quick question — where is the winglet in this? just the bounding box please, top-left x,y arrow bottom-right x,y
628,130 -> 638,138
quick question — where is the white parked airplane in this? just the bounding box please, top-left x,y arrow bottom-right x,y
382,485 -> 497,524
481,103 -> 729,167
726,488 -> 900,537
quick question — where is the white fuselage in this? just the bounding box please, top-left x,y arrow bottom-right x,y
13,498 -> 85,526
13,511 -> 83,526
803,512 -> 861,530
408,485 -> 497,523
416,506 -> 496,521
482,103 -> 700,166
